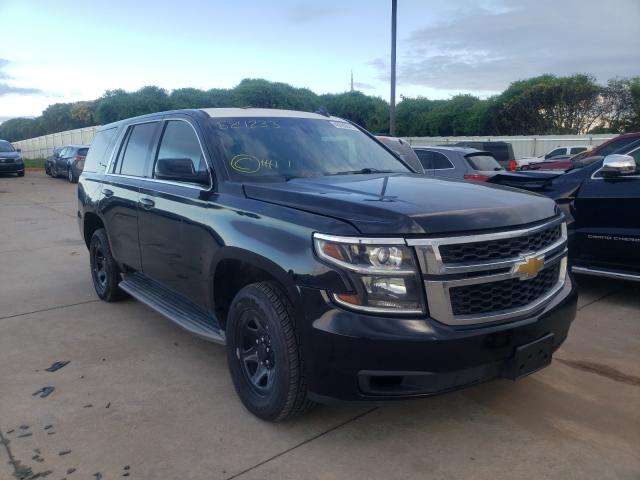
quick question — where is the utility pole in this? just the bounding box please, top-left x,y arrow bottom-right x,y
351,70 -> 354,92
390,0 -> 397,136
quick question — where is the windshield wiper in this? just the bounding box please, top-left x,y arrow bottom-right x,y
332,168 -> 397,175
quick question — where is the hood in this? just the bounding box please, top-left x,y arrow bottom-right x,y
488,171 -> 560,190
243,174 -> 558,235
0,151 -> 21,159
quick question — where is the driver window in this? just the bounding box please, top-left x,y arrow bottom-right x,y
155,121 -> 209,181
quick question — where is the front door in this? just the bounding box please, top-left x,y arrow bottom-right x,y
573,148 -> 640,273
138,117 -> 218,307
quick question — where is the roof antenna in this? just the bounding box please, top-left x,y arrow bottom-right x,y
315,106 -> 330,117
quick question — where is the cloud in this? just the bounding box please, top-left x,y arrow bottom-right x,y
353,81 -> 375,91
0,59 -> 45,97
372,0 -> 640,93
287,4 -> 339,23
0,84 -> 44,96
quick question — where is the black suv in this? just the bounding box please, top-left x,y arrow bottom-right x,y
78,108 -> 577,420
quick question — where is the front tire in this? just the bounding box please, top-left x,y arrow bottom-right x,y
50,164 -> 57,178
226,281 -> 314,421
89,229 -> 127,302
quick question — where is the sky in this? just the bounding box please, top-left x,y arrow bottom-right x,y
0,0 -> 639,121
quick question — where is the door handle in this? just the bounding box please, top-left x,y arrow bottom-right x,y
140,197 -> 155,209
102,188 -> 114,197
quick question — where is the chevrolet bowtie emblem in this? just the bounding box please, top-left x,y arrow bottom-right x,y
514,255 -> 545,279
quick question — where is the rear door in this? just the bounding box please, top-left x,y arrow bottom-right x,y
56,147 -> 70,172
138,116 -> 217,307
573,147 -> 640,272
99,120 -> 161,272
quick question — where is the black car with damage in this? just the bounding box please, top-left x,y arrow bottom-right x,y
489,145 -> 640,282
77,108 -> 577,420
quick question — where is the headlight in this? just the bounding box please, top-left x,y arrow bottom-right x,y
313,233 -> 424,314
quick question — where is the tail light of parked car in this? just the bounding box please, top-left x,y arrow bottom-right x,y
463,174 -> 490,182
73,155 -> 86,163
508,159 -> 517,171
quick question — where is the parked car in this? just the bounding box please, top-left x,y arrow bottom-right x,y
517,145 -> 591,168
375,136 -> 424,173
489,145 -> 640,282
412,146 -> 504,181
522,134 -> 640,171
44,146 -> 65,176
47,144 -> 89,182
0,140 -> 25,177
447,141 -> 515,170
78,108 -> 577,420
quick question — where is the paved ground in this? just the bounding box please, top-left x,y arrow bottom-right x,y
1,170 -> 639,480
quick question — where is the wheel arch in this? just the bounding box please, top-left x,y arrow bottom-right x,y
211,247 -> 302,330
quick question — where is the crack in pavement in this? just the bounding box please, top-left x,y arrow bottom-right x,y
577,286 -> 629,312
0,299 -> 99,321
224,408 -> 378,480
555,358 -> 640,387
0,427 -> 19,475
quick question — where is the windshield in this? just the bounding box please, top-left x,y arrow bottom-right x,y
210,117 -> 410,182
0,141 -> 15,153
465,153 -> 502,171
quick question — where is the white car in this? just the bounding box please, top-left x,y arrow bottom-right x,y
518,145 -> 591,167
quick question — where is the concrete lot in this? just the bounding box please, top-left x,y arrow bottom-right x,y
1,171 -> 639,480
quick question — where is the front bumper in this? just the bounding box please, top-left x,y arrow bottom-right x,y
299,275 -> 577,403
0,162 -> 24,174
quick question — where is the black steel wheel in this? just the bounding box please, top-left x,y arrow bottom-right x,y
226,281 -> 314,421
89,228 -> 127,302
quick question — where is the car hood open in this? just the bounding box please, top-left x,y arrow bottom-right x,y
243,174 -> 558,235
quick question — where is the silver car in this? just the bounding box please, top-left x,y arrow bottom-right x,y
412,146 -> 504,182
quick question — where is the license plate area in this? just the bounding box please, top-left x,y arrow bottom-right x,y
503,333 -> 554,380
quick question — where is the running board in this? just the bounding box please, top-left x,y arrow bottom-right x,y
572,266 -> 640,282
119,273 -> 225,344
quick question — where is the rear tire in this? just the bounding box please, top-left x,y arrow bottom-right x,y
67,166 -> 76,183
89,228 -> 127,302
226,281 -> 314,421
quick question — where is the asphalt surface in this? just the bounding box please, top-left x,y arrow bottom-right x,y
1,171 -> 639,480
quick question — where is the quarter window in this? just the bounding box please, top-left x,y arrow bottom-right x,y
570,147 -> 587,155
155,121 -> 208,180
432,152 -> 454,170
119,122 -> 159,177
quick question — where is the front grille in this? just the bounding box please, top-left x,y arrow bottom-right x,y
439,224 -> 561,264
0,158 -> 14,163
449,263 -> 560,316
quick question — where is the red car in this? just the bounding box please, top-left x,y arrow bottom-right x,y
522,132 -> 640,171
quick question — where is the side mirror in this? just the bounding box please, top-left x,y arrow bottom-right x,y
600,154 -> 636,177
155,157 -> 208,185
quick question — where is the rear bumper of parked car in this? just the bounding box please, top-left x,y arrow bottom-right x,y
300,276 -> 577,403
0,161 -> 24,174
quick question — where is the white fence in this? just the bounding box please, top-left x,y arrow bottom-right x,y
404,134 -> 617,160
13,126 -> 618,160
13,126 -> 100,159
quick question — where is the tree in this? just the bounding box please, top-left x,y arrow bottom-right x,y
319,91 -> 389,133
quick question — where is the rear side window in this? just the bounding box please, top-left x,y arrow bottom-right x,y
119,122 -> 159,177
84,128 -> 118,174
416,150 -> 434,169
570,147 -> 586,155
546,148 -> 566,159
155,121 -> 208,180
485,144 -> 510,163
77,148 -> 89,156
465,153 -> 501,171
432,152 -> 453,169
